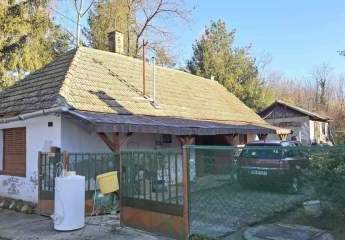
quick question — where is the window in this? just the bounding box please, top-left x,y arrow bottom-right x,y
240,148 -> 283,159
2,127 -> 26,177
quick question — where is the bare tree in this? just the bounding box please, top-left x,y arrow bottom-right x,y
87,0 -> 192,64
311,63 -> 333,110
132,0 -> 191,57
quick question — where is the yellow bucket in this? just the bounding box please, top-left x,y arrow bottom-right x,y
96,171 -> 119,194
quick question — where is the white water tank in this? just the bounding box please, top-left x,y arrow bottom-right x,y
54,174 -> 85,231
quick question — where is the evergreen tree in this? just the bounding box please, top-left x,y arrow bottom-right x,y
187,20 -> 266,111
0,0 -> 69,89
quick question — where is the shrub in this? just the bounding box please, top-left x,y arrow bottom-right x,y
305,147 -> 345,215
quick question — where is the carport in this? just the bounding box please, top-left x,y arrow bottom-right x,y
65,110 -> 291,239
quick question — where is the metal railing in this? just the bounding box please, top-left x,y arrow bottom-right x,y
121,150 -> 183,216
39,152 -> 119,194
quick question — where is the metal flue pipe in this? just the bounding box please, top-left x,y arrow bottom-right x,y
142,39 -> 146,96
152,56 -> 156,104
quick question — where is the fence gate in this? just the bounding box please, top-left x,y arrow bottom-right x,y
37,152 -> 60,215
37,152 -> 119,216
120,150 -> 185,239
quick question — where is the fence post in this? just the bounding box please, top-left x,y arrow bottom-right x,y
37,151 -> 42,214
182,146 -> 190,239
62,151 -> 69,172
119,151 -> 124,227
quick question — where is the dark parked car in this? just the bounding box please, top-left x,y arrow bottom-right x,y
237,140 -> 308,193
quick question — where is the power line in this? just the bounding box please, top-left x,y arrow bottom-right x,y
49,6 -> 88,29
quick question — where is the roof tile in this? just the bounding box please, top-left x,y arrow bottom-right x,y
0,47 -> 267,127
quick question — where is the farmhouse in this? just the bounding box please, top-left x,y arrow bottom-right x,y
0,39 -> 289,237
259,99 -> 332,144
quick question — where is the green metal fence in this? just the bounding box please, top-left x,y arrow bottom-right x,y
186,145 -> 345,239
39,152 -> 119,195
121,150 -> 183,216
39,150 -> 183,215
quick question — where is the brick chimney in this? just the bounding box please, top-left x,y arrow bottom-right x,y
108,31 -> 124,54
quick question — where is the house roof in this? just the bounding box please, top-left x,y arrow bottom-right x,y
259,99 -> 331,121
0,46 -> 289,135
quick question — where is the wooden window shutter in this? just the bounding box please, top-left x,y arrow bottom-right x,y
3,127 -> 26,177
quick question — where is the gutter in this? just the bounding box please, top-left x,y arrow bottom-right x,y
0,106 -> 69,124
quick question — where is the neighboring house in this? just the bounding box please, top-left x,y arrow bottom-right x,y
259,100 -> 332,144
0,41 -> 289,203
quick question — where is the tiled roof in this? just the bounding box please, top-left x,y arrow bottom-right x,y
0,49 -> 76,115
261,100 -> 332,121
0,46 -> 274,130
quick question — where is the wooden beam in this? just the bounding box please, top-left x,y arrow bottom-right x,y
258,133 -> 268,141
112,132 -> 120,151
278,134 -> 288,141
97,132 -> 117,152
224,134 -> 238,145
177,135 -> 194,146
177,135 -> 194,239
62,151 -> 69,171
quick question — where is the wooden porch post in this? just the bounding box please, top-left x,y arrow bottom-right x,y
258,133 -> 268,141
97,132 -> 121,152
279,134 -> 288,141
224,134 -> 238,145
177,135 -> 194,239
62,151 -> 69,171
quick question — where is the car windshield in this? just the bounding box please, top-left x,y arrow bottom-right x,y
240,147 -> 283,159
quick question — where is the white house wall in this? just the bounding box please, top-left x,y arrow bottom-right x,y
309,121 -> 315,142
0,114 -> 61,203
265,116 -> 311,143
0,130 -> 3,170
310,120 -> 330,143
61,117 -> 183,151
61,118 -> 183,185
61,116 -> 110,153
124,133 -> 181,150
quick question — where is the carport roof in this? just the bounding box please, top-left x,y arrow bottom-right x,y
67,110 -> 291,136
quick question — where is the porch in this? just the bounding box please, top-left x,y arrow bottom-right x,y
57,111 -> 290,239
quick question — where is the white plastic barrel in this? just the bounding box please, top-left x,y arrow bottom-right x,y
54,175 -> 85,231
